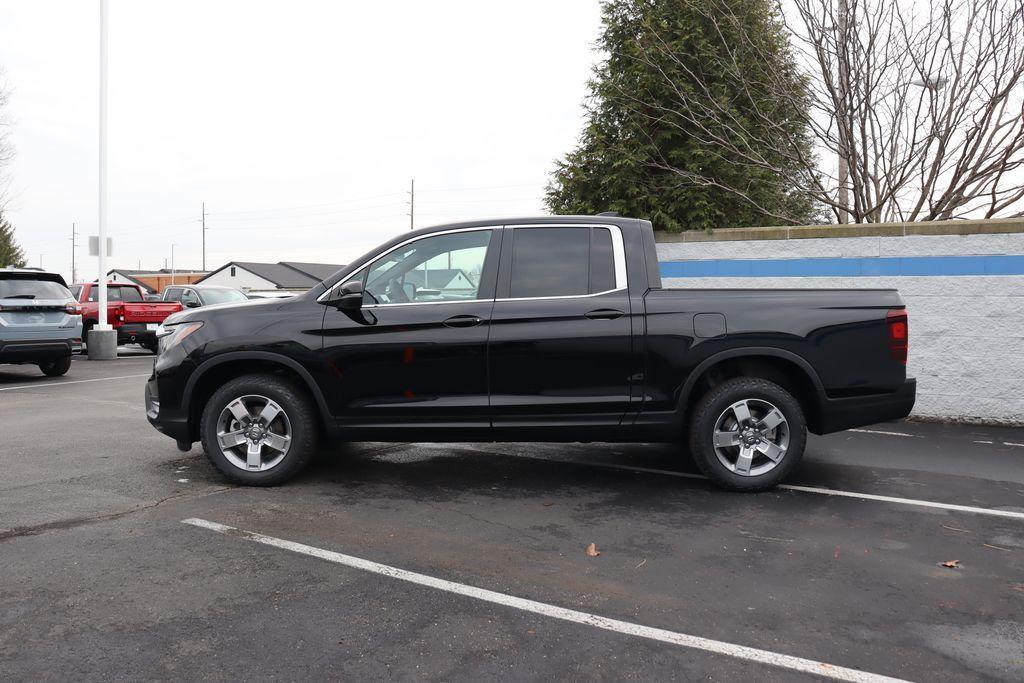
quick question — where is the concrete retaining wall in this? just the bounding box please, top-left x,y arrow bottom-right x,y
656,222 -> 1024,425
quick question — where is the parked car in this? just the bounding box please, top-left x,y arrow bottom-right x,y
145,216 -> 915,491
1,268 -> 82,376
161,284 -> 249,308
71,282 -> 182,352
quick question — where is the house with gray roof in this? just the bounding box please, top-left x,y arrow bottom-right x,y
196,261 -> 345,292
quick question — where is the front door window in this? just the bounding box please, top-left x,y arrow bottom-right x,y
362,230 -> 492,305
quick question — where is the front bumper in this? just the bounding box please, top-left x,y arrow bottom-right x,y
145,378 -> 191,444
0,338 -> 77,363
816,378 -> 917,434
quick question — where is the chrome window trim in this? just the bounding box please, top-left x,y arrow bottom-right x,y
317,222 -> 627,307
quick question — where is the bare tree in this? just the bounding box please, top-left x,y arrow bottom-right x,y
621,0 -> 1024,223
0,69 -> 13,207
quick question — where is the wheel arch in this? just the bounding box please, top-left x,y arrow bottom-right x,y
183,352 -> 332,441
679,348 -> 826,434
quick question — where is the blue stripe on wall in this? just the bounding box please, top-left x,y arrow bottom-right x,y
659,254 -> 1024,278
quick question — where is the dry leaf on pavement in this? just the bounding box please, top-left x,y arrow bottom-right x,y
586,542 -> 601,557
940,560 -> 961,569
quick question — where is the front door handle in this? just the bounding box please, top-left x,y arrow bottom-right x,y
585,308 -> 624,320
443,314 -> 483,328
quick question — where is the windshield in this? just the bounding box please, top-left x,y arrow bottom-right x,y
0,279 -> 72,300
199,288 -> 249,305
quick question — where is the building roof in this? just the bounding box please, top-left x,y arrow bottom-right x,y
280,262 -> 345,281
199,261 -> 346,289
109,268 -> 205,275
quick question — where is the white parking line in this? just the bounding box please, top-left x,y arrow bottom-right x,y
182,517 -> 909,683
512,456 -> 1024,522
0,374 -> 149,392
849,428 -> 917,438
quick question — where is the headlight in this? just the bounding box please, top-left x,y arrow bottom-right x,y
157,321 -> 204,354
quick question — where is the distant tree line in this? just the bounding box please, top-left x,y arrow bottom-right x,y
547,0 -> 1024,230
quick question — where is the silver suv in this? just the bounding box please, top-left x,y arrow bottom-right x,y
0,268 -> 82,376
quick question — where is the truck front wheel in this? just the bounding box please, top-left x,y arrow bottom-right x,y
199,373 -> 318,486
687,377 -> 806,491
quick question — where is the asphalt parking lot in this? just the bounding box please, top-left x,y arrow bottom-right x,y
2,355 -> 1023,682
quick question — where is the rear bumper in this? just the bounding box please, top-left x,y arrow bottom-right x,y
815,378 -> 917,434
118,323 -> 157,345
0,338 -> 78,363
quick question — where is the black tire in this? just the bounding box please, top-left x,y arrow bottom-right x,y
687,377 -> 806,491
200,374 -> 319,486
143,340 -> 158,354
38,356 -> 72,377
82,321 -> 95,347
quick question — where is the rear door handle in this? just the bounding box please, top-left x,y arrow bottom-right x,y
585,308 -> 624,320
443,314 -> 483,328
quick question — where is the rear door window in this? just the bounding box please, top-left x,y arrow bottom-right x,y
508,226 -> 619,298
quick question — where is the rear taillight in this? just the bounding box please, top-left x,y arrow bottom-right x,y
65,303 -> 82,315
886,308 -> 908,364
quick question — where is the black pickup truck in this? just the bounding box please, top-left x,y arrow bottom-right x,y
145,216 -> 915,490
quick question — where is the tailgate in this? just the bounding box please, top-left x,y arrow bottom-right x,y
121,302 -> 182,324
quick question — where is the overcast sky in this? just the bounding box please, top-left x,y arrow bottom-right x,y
0,1 -> 602,281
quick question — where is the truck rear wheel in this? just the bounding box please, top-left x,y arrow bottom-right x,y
200,374 -> 318,486
38,356 -> 72,377
687,377 -> 806,491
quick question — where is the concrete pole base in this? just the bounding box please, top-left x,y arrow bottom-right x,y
87,328 -> 118,360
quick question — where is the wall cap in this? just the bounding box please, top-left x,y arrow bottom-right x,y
655,217 -> 1024,243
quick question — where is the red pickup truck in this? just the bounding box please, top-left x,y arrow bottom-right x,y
71,282 -> 182,352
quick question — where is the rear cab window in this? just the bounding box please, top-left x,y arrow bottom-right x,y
88,286 -> 143,303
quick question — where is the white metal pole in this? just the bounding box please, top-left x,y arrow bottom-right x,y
96,0 -> 110,330
171,244 -> 176,285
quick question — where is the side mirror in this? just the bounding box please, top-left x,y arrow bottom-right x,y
185,301 -> 201,308
326,280 -> 363,310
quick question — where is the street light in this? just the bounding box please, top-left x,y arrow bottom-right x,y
88,0 -> 117,360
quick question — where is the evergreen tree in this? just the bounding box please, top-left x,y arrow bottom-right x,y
0,211 -> 26,267
546,0 -> 818,231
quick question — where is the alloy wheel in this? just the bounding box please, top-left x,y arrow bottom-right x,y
215,394 -> 292,472
711,398 -> 789,477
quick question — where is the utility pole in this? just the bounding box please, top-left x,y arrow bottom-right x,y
408,178 -> 415,230
170,244 -> 176,285
201,201 -> 208,271
39,254 -> 44,268
69,223 -> 79,283
836,0 -> 850,223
